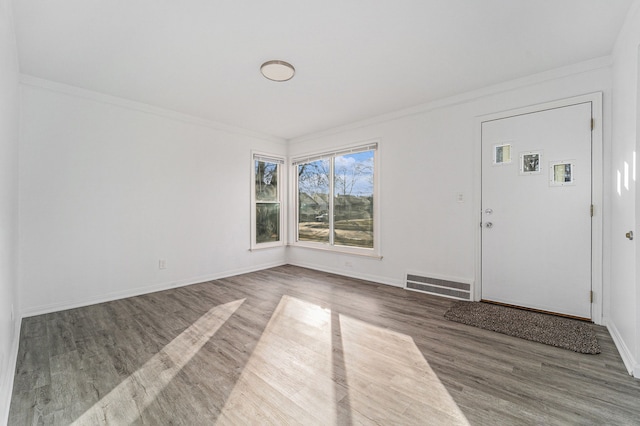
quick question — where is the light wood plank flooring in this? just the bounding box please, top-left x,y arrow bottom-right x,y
9,265 -> 640,425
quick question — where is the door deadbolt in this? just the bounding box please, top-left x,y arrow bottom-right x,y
484,208 -> 493,215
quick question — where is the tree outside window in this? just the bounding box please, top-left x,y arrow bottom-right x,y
252,154 -> 284,248
296,147 -> 376,250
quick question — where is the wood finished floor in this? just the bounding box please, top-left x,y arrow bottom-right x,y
9,265 -> 640,425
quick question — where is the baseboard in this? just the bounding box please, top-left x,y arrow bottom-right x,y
1,316 -> 22,425
20,261 -> 287,318
287,260 -> 403,288
605,318 -> 638,377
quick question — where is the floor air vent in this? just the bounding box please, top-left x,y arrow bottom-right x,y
405,273 -> 470,300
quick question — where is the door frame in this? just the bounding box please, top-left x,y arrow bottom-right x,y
474,93 -> 603,324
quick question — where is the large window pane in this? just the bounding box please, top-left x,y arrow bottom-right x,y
334,151 -> 374,248
294,144 -> 377,252
256,203 -> 280,243
255,161 -> 278,202
298,159 -> 330,243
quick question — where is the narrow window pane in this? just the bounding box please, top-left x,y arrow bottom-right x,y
334,151 -> 374,248
298,159 -> 330,243
256,203 -> 280,243
255,161 -> 278,202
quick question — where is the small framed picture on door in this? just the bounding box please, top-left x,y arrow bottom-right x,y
549,161 -> 575,186
493,143 -> 512,165
519,151 -> 541,175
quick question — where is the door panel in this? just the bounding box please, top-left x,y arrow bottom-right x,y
481,102 -> 592,319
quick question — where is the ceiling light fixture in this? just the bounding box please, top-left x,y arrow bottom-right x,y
260,60 -> 295,82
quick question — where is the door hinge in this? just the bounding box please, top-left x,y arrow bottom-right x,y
590,204 -> 594,217
590,291 -> 594,303
591,118 -> 595,130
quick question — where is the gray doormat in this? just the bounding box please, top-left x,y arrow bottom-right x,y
444,301 -> 600,354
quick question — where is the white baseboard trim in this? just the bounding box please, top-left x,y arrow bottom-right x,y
20,261 -> 287,318
1,317 -> 22,425
605,318 -> 638,377
288,260 -> 403,288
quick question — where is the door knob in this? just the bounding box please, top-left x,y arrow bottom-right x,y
485,222 -> 493,229
626,231 -> 634,240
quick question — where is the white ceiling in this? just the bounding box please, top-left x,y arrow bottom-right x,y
12,0 -> 635,140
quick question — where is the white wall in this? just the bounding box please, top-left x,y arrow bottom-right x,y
18,79 -> 288,316
609,0 -> 640,377
10,9 -> 639,416
0,0 -> 20,422
288,62 -> 612,317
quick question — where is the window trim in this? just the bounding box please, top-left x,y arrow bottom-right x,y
251,151 -> 285,250
291,141 -> 380,257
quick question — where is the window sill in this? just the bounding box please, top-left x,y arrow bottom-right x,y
288,242 -> 383,259
250,242 -> 285,251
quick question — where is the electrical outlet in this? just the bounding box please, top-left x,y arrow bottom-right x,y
456,192 -> 464,203
159,259 -> 167,270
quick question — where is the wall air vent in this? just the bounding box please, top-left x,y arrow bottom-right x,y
405,273 -> 471,300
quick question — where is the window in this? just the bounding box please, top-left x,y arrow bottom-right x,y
293,142 -> 378,254
251,153 -> 284,249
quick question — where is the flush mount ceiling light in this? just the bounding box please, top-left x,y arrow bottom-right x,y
260,60 -> 295,82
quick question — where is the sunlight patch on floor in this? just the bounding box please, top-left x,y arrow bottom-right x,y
217,295 -> 337,424
71,298 -> 245,425
217,295 -> 468,425
340,314 -> 470,425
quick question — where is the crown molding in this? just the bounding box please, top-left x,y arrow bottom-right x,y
613,0 -> 640,58
290,56 -> 612,144
20,53 -> 612,148
19,74 -> 287,144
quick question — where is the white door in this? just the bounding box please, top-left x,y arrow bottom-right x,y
481,102 -> 593,319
